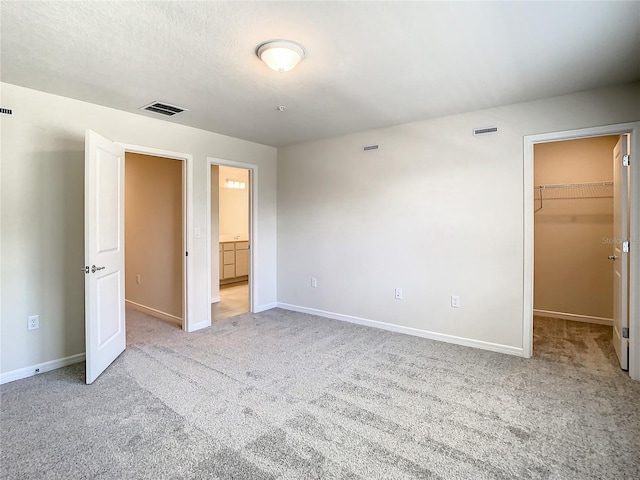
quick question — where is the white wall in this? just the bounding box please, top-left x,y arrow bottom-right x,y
210,165 -> 220,301
0,83 -> 277,378
277,83 -> 640,353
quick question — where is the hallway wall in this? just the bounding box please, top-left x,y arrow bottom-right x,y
125,153 -> 183,320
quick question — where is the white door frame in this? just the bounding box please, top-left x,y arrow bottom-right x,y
523,122 -> 640,380
207,157 -> 258,323
119,143 -> 194,332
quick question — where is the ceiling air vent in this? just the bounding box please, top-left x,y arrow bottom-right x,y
473,126 -> 498,136
363,144 -> 379,151
140,102 -> 188,117
0,107 -> 13,116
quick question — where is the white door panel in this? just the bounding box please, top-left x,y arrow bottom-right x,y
612,135 -> 629,370
96,271 -> 123,345
96,151 -> 121,253
85,130 -> 126,384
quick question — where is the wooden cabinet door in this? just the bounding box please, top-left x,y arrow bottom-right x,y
235,249 -> 249,276
223,264 -> 235,279
219,250 -> 223,279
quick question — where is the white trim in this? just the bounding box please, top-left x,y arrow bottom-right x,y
630,124 -> 640,381
207,157 -> 259,329
523,122 -> 640,381
211,296 -> 221,304
125,300 -> 182,325
189,320 -> 210,332
255,302 -> 277,313
533,309 -> 613,326
1,353 -> 85,385
117,143 -> 193,332
278,303 -> 525,357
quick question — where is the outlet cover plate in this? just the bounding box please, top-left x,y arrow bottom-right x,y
28,315 -> 40,330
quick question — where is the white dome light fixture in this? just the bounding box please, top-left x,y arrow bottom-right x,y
256,40 -> 306,73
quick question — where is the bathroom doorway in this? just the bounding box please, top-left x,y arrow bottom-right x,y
209,162 -> 253,321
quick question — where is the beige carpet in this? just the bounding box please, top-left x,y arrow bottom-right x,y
533,315 -> 621,375
2,308 -> 639,479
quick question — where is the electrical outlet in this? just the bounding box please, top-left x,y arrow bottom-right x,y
28,315 -> 39,330
395,288 -> 403,300
136,274 -> 141,285
311,277 -> 317,288
451,295 -> 460,308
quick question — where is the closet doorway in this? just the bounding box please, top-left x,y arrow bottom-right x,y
208,159 -> 256,322
523,123 -> 640,380
532,136 -> 620,373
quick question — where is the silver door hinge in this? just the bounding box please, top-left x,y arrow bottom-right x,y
623,240 -> 630,253
622,327 -> 629,339
623,154 -> 630,167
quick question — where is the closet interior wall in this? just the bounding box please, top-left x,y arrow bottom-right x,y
534,136 -> 618,322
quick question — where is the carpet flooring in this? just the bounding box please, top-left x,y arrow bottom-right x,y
2,309 -> 639,479
533,315 -> 621,376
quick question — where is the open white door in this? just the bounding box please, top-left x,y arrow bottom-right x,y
84,130 -> 126,384
612,135 -> 629,370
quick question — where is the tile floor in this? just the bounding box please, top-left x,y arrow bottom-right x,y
211,281 -> 249,322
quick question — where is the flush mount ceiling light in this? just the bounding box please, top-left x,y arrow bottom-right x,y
256,40 -> 306,72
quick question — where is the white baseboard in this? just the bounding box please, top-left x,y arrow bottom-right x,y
277,303 -> 525,357
211,296 -> 221,304
125,300 -> 183,326
1,353 -> 85,385
254,302 -> 277,313
533,309 -> 613,326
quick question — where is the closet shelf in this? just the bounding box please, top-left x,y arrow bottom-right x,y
534,181 -> 613,212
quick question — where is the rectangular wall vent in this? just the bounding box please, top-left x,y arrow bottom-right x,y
473,126 -> 498,136
0,107 -> 13,116
363,145 -> 379,151
140,102 -> 188,117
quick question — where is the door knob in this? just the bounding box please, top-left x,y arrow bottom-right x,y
91,265 -> 106,273
608,255 -> 618,261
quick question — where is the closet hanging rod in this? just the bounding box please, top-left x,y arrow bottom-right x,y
533,181 -> 613,213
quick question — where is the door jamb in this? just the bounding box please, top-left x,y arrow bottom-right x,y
118,143 -> 194,332
207,157 -> 258,325
523,122 -> 640,380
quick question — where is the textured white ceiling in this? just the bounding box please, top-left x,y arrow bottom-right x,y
1,1 -> 639,147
